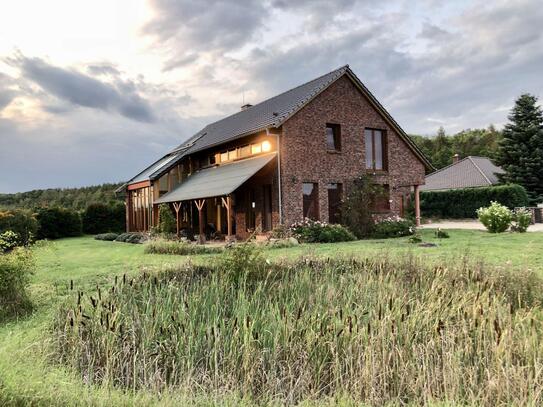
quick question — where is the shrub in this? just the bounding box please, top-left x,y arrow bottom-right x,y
36,207 -> 82,239
408,233 -> 422,243
0,231 -> 20,253
144,240 -> 223,255
269,224 -> 291,239
510,207 -> 531,233
82,203 -> 125,234
372,216 -> 415,238
0,248 -> 34,321
420,184 -> 529,219
477,201 -> 512,233
114,232 -> 147,244
341,175 -> 387,238
157,204 -> 176,234
434,228 -> 450,238
0,209 -> 38,246
290,218 -> 356,243
94,233 -> 119,241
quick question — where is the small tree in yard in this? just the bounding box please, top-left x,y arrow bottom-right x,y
341,175 -> 387,238
497,94 -> 543,204
157,204 -> 176,234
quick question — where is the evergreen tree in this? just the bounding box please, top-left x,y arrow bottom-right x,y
497,94 -> 543,204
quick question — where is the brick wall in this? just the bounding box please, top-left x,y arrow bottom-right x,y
279,75 -> 425,226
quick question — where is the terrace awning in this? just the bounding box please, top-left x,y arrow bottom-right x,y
154,152 -> 276,204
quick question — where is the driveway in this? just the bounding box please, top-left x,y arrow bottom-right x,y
420,219 -> 543,232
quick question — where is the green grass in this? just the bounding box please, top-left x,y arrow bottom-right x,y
1,230 -> 542,406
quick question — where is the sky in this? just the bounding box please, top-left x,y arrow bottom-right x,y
1,0 -> 542,193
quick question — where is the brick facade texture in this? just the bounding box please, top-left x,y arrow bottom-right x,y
279,75 -> 425,227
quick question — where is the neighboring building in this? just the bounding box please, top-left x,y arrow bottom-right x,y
120,65 -> 432,240
421,155 -> 505,191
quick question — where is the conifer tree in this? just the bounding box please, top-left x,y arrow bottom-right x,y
497,94 -> 543,204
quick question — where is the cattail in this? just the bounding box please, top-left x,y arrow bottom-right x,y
296,306 -> 302,320
123,274 -> 126,285
97,287 -> 101,301
348,316 -> 353,334
90,296 -> 97,308
494,318 -> 502,344
437,319 -> 444,336
115,275 -> 118,285
70,280 -> 73,290
339,308 -> 343,320
389,297 -> 393,311
171,314 -> 175,322
336,328 -> 343,337
378,304 -> 382,320
246,316 -> 250,328
69,317 -> 74,327
367,321 -> 371,336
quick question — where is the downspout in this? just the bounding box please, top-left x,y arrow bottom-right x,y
267,128 -> 283,224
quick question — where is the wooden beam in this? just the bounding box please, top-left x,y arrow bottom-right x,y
127,180 -> 151,191
194,199 -> 206,244
222,196 -> 233,239
172,202 -> 181,237
414,184 -> 421,227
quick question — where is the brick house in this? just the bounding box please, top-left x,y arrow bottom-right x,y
120,65 -> 432,240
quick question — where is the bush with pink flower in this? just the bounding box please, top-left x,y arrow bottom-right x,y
289,218 -> 356,243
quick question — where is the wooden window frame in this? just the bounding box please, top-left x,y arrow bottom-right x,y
365,128 -> 388,172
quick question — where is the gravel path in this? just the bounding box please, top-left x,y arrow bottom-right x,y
420,220 -> 543,232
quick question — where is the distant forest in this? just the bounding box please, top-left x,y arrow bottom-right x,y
0,183 -> 125,211
410,126 -> 502,170
0,127 -> 501,210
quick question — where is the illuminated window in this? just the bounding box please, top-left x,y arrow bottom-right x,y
240,145 -> 251,157
220,151 -> 228,162
262,140 -> 271,152
228,149 -> 237,161
251,144 -> 262,154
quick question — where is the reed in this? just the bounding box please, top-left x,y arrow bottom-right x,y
143,239 -> 224,255
54,248 -> 543,405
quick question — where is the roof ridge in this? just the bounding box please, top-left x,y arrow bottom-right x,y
175,65 -> 349,149
467,156 -> 492,185
426,156 -> 471,177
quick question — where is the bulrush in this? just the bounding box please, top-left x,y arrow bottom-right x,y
53,253 -> 543,406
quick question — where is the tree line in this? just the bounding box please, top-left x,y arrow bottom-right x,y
0,182 -> 125,211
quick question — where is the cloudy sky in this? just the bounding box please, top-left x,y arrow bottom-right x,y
1,0 -> 542,193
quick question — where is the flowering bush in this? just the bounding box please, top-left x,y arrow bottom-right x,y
476,201 -> 512,233
372,216 -> 416,239
0,230 -> 20,253
289,219 -> 356,243
510,208 -> 531,233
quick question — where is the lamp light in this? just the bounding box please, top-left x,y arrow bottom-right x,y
262,140 -> 271,152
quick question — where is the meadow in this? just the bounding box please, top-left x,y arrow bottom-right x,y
1,230 -> 543,406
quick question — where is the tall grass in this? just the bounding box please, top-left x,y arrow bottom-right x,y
54,247 -> 543,405
144,239 -> 224,255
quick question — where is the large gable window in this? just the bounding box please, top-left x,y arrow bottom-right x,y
365,128 -> 387,171
326,123 -> 341,151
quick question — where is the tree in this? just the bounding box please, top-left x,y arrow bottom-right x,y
157,204 -> 176,234
497,94 -> 543,204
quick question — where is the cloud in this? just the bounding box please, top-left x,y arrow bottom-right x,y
7,54 -> 156,122
0,73 -> 17,111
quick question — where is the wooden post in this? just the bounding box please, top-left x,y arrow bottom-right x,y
172,202 -> 181,237
216,199 -> 222,233
222,195 -> 233,240
195,199 -> 206,244
414,184 -> 421,227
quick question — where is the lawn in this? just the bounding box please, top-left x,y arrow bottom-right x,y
1,230 -> 542,406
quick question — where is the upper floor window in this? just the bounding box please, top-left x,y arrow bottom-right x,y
326,123 -> 341,151
365,128 -> 387,171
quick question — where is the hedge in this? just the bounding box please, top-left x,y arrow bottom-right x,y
83,203 -> 125,234
0,209 -> 38,246
36,207 -> 83,239
420,184 -> 529,219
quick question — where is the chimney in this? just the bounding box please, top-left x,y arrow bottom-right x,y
241,103 -> 253,111
452,153 -> 460,164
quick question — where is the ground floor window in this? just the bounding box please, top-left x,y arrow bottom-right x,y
327,183 -> 342,224
302,182 -> 319,220
373,184 -> 391,212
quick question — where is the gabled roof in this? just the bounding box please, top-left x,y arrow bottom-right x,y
421,156 -> 505,191
124,65 -> 433,187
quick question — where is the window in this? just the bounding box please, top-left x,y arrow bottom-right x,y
302,182 -> 319,220
209,155 -> 216,165
365,129 -> 386,171
327,183 -> 343,224
373,184 -> 391,212
246,188 -> 256,230
251,144 -> 262,155
240,145 -> 251,158
220,151 -> 228,163
326,123 -> 341,151
228,149 -> 238,161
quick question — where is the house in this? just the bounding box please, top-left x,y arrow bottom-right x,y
120,65 -> 432,241
421,155 -> 505,191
